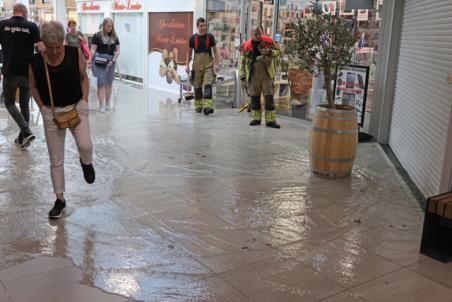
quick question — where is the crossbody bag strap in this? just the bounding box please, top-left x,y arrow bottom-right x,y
42,54 -> 56,117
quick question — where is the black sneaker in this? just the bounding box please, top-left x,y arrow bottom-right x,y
249,120 -> 261,126
195,108 -> 203,113
80,158 -> 95,184
48,199 -> 66,219
14,132 -> 23,146
20,130 -> 35,148
203,107 -> 214,115
266,122 -> 281,129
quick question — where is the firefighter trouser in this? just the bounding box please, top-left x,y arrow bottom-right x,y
249,61 -> 275,122
192,53 -> 215,110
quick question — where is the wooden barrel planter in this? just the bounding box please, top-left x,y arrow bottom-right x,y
309,105 -> 358,178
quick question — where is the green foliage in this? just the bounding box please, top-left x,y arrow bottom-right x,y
287,11 -> 355,105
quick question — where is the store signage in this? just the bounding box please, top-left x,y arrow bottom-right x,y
80,1 -> 101,11
149,12 -> 193,65
333,65 -> 370,127
322,1 -> 337,15
112,0 -> 142,11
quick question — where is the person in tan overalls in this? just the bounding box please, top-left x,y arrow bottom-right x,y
240,27 -> 281,128
186,18 -> 219,115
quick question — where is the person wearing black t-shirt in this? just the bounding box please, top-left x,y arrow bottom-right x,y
29,21 -> 94,219
186,18 -> 219,115
87,18 -> 120,113
0,4 -> 45,147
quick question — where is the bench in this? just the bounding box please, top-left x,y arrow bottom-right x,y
420,192 -> 452,262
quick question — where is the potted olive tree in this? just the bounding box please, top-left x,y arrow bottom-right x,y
288,4 -> 357,178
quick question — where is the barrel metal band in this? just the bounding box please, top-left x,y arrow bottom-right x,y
311,155 -> 356,163
312,127 -> 358,135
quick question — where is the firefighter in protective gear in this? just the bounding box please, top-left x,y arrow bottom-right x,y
186,18 -> 219,115
240,27 -> 281,128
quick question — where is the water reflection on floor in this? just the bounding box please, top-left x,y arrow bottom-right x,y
0,81 -> 450,302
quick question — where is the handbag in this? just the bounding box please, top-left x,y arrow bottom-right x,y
80,39 -> 90,60
43,54 -> 81,130
94,55 -> 109,67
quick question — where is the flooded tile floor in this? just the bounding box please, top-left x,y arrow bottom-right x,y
0,81 -> 451,302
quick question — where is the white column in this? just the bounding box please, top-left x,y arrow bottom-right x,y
53,0 -> 66,23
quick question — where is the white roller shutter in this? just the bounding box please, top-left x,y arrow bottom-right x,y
390,0 -> 452,197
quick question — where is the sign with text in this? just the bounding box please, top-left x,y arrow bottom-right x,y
357,9 -> 369,21
112,0 -> 143,12
78,1 -> 102,12
333,65 -> 370,127
149,12 -> 193,65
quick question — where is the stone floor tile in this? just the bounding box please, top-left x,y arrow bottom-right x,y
295,238 -> 401,288
408,258 -> 452,289
220,258 -> 344,302
3,266 -> 126,302
0,282 -> 12,302
340,225 -> 425,266
351,269 -> 452,302
194,247 -> 279,274
0,257 -> 73,282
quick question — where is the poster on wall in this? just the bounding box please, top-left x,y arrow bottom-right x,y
322,1 -> 337,15
333,65 -> 370,127
149,12 -> 193,86
357,9 -> 369,21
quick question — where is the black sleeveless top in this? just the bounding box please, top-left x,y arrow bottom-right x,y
31,46 -> 82,107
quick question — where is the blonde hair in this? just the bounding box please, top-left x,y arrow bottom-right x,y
99,18 -> 118,40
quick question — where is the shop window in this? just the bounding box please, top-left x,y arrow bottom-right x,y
275,0 -> 384,127
207,0 -> 242,73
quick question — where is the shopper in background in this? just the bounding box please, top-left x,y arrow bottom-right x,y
0,3 -> 45,147
186,17 -> 219,115
240,26 -> 281,128
87,18 -> 120,113
29,21 -> 95,219
65,19 -> 89,62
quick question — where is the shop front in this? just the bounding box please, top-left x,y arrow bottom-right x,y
76,0 -> 145,82
111,0 -> 144,82
202,0 -> 385,131
76,0 -> 108,35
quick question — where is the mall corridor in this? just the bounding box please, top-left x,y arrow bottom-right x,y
0,81 -> 451,302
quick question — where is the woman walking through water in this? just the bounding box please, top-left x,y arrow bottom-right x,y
29,21 -> 95,219
88,18 -> 120,113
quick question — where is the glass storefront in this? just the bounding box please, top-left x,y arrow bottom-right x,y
206,0 -> 384,127
206,0 -> 242,73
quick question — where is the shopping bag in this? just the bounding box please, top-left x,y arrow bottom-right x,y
80,39 -> 90,60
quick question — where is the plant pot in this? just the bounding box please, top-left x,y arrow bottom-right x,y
309,104 -> 358,178
288,68 -> 313,95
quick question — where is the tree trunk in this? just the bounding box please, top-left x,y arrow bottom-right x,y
323,63 -> 334,107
